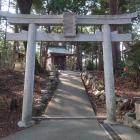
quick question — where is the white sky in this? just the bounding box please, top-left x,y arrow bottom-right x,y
1,0 -> 15,13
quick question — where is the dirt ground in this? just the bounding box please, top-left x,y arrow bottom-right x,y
0,69 -> 48,138
85,71 -> 140,123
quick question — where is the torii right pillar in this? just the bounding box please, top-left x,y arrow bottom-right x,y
102,24 -> 116,123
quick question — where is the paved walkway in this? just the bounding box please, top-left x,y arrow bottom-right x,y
1,71 -> 111,140
111,124 -> 140,140
45,71 -> 94,118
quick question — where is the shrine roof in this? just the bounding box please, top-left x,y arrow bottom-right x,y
48,46 -> 72,55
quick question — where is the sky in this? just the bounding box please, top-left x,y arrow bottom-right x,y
1,0 -> 16,33
1,0 -> 15,13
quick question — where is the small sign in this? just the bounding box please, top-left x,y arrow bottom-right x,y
63,13 -> 76,37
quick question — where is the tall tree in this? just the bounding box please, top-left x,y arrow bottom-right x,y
46,0 -> 88,14
109,0 -> 121,72
16,0 -> 45,74
109,0 -> 140,71
16,0 -> 32,14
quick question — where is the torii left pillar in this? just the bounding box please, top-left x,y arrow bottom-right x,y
102,24 -> 116,123
18,23 -> 36,127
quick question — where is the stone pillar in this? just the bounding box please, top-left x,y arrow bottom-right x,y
135,101 -> 140,121
102,24 -> 116,123
132,101 -> 140,128
18,24 -> 36,127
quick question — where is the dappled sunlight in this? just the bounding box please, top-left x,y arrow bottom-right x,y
83,106 -> 93,112
57,92 -> 86,103
47,102 -> 62,110
60,75 -> 82,83
61,70 -> 80,76
89,130 -> 108,136
36,120 -> 110,140
53,98 -> 61,103
46,97 -> 94,117
69,75 -> 81,80
59,77 -> 70,83
62,80 -> 84,90
45,71 -> 94,117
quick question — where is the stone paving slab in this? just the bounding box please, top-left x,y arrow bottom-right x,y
111,124 -> 140,140
45,71 -> 94,118
1,120 -> 111,140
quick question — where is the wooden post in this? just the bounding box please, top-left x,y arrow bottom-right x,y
102,24 -> 116,123
18,24 -> 36,127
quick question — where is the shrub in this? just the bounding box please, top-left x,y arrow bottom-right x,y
124,41 -> 140,85
86,60 -> 95,71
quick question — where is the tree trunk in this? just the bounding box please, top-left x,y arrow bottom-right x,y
40,44 -> 48,70
16,0 -> 42,74
13,3 -> 19,67
40,42 -> 43,67
91,51 -> 94,64
40,26 -> 51,70
16,0 -> 32,52
17,0 -> 33,14
43,26 -> 51,70
76,43 -> 82,71
44,46 -> 48,69
109,0 -> 121,72
98,43 -> 103,71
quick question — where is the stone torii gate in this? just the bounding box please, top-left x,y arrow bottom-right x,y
0,11 -> 137,127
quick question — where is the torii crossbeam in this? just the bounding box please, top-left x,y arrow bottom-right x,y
0,11 -> 138,127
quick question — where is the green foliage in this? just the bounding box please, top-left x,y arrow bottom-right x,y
86,60 -> 95,71
0,40 -> 14,69
124,41 -> 140,83
66,57 -> 75,70
35,55 -> 43,75
118,61 -> 128,78
91,0 -> 109,15
46,0 -> 88,14
32,0 -> 46,13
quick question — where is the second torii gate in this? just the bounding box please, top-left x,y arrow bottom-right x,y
0,11 -> 138,127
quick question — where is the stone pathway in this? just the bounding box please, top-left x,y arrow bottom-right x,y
45,71 -> 94,118
111,124 -> 140,140
1,71 -> 111,140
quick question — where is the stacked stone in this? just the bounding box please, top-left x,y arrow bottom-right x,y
81,71 -> 105,103
82,71 -> 136,122
33,70 -> 59,116
124,98 -> 140,128
48,70 -> 59,90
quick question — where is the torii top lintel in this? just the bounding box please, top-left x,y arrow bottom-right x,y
0,11 -> 138,25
